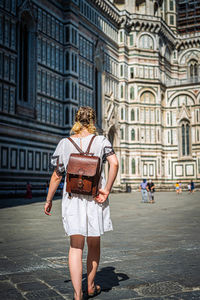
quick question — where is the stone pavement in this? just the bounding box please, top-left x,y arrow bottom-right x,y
0,191 -> 200,300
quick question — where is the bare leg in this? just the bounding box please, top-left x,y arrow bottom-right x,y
87,236 -> 100,294
69,235 -> 85,300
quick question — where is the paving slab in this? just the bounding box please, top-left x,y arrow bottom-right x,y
0,191 -> 200,299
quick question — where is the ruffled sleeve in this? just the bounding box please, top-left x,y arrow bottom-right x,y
51,139 -> 65,176
102,137 -> 115,163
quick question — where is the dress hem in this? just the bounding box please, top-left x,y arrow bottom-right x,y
64,228 -> 113,237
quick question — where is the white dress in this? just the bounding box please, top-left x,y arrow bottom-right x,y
51,134 -> 114,237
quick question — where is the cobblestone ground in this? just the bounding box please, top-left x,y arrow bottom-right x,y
0,191 -> 200,300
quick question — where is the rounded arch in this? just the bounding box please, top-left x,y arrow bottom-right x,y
137,32 -> 155,50
138,88 -> 157,100
139,90 -> 156,104
178,49 -> 200,65
170,92 -> 195,107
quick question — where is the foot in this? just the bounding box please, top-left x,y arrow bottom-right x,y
88,285 -> 101,298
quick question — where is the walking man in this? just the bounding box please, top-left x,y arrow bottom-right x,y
139,179 -> 148,203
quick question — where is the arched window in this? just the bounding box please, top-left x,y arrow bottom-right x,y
65,107 -> 69,124
120,128 -> 124,140
130,86 -> 134,100
121,157 -> 124,174
19,21 -> 28,102
170,0 -> 174,11
66,51 -> 69,70
121,108 -> 124,120
188,60 -> 198,79
139,34 -> 154,50
171,95 -> 194,107
136,0 -> 146,14
181,121 -> 190,157
140,91 -> 155,104
120,64 -> 123,77
72,82 -> 74,99
18,11 -> 36,108
72,108 -> 75,123
131,109 -> 135,121
65,81 -> 69,98
157,129 -> 160,141
154,2 -> 158,16
121,85 -> 124,98
131,129 -> 135,141
131,158 -> 136,174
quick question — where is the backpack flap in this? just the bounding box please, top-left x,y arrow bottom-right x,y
67,153 -> 100,177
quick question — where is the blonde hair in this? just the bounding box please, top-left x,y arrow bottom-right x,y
71,106 -> 96,134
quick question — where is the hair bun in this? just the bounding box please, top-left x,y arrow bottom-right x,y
71,106 -> 96,135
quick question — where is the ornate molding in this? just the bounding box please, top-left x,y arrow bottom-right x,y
17,0 -> 37,26
176,38 -> 200,51
90,0 -> 121,25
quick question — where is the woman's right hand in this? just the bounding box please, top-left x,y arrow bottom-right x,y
95,189 -> 109,203
44,201 -> 52,216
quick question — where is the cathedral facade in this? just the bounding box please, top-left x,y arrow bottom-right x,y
0,0 -> 200,196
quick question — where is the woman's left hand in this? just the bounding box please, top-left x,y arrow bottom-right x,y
44,201 -> 52,216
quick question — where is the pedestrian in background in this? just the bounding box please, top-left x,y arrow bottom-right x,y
26,182 -> 32,199
188,182 -> 191,193
147,180 -> 155,203
179,181 -> 182,194
44,106 -> 118,300
175,182 -> 180,194
190,180 -> 195,193
139,179 -> 148,203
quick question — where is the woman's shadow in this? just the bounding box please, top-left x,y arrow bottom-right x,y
83,266 -> 129,293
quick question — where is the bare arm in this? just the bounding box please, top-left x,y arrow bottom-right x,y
95,154 -> 119,203
44,170 -> 62,215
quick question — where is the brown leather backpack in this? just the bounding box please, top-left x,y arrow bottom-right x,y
66,135 -> 101,197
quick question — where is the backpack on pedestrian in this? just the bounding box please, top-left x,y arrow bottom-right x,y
66,135 -> 101,198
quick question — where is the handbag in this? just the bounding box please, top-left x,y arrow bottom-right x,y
66,135 -> 101,197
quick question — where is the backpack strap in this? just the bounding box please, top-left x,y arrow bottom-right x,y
67,135 -> 96,155
85,135 -> 96,154
67,137 -> 84,154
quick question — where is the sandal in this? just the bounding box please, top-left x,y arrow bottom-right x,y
73,293 -> 84,300
88,285 -> 101,298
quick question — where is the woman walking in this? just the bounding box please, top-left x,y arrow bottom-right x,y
44,106 -> 118,300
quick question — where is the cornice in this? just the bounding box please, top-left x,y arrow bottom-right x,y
176,36 -> 200,51
89,0 -> 121,25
